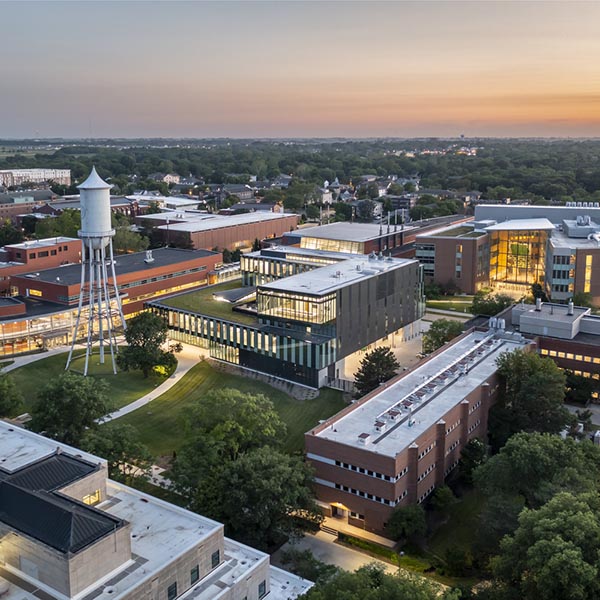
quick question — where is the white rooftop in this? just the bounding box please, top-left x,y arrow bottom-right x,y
292,221 -> 416,242
551,228 -> 600,249
0,421 -> 105,473
314,331 -> 531,456
157,212 -> 296,233
252,245 -> 358,262
5,237 -> 79,250
260,255 -> 416,296
484,218 -> 555,231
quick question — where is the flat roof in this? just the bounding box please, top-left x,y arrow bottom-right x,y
157,212 -> 296,233
252,245 -> 358,262
0,420 -> 105,473
485,218 -> 555,231
288,222 -> 416,243
551,229 -> 600,249
513,302 -> 589,323
260,255 -> 416,296
11,247 -> 217,287
313,331 -> 531,457
5,237 -> 78,250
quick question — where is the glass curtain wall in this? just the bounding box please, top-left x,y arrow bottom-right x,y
257,290 -> 336,324
489,230 -> 549,288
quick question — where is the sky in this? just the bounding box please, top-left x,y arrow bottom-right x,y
2,0 -> 600,138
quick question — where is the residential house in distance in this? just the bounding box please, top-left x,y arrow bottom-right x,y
0,421 -> 311,600
148,172 -> 181,185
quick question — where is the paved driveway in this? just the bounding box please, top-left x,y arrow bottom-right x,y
272,531 -> 397,574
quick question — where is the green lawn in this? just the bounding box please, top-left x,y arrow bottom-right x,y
158,280 -> 257,325
8,350 -> 166,416
426,296 -> 474,313
0,360 -> 14,370
115,361 -> 346,460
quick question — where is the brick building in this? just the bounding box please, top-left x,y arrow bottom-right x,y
305,328 -> 532,533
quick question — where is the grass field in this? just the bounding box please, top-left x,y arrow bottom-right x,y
426,296 -> 474,313
8,350 -> 166,416
115,361 -> 346,459
158,280 -> 257,325
0,360 -> 14,370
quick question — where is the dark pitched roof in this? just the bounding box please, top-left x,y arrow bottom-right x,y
0,453 -> 124,555
7,454 -> 97,492
0,481 -> 119,554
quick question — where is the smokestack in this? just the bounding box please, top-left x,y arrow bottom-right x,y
568,299 -> 574,315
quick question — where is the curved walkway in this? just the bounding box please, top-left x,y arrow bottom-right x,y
2,341 -> 203,423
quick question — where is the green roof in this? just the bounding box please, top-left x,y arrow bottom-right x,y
157,280 -> 258,325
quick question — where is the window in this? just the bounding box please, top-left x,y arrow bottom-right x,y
167,583 -> 177,600
211,550 -> 220,569
82,490 -> 101,505
51,249 -> 57,256
190,565 -> 199,585
38,251 -> 49,258
29,253 -> 36,259
258,580 -> 267,599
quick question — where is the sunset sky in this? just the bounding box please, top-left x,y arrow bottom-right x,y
2,1 -> 600,138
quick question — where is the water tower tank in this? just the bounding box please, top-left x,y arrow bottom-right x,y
77,166 -> 114,249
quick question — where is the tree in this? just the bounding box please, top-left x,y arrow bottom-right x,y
334,202 -> 352,221
194,447 -> 320,550
117,312 -> 178,378
180,388 -> 286,463
0,373 -> 23,417
489,349 -> 571,448
35,209 -> 80,238
280,549 -> 338,585
81,423 -> 152,483
470,290 -> 513,316
430,484 -> 456,513
386,504 -> 427,543
29,372 -> 112,446
458,437 -> 486,485
112,227 -> 148,254
0,219 -> 24,246
475,433 -> 600,509
252,237 -> 261,251
353,347 -> 400,397
306,204 -> 320,221
422,319 -> 464,354
565,369 -> 596,405
531,283 -> 549,303
356,199 -> 376,222
302,564 -> 444,600
573,291 -> 595,308
491,492 -> 600,600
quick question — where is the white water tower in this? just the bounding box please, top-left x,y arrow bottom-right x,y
66,167 -> 126,375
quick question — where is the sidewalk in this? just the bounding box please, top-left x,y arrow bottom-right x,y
101,342 -> 202,422
321,516 -> 397,549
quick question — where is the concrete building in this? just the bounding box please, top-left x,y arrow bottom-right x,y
0,248 -> 221,358
305,328 -> 532,533
0,169 -> 71,187
151,254 -> 424,388
0,421 -> 311,600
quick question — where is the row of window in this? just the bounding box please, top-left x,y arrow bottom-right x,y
540,348 -> 600,364
334,482 -> 392,505
468,420 -> 481,434
444,459 -> 460,477
119,266 -> 207,291
418,484 -> 435,504
417,462 -> 436,483
446,419 -> 461,434
553,255 -> 575,265
418,442 -> 435,460
334,459 -> 403,482
446,439 -> 461,455
469,400 -> 482,414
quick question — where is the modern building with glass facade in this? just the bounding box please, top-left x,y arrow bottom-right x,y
416,210 -> 600,305
151,254 -> 424,388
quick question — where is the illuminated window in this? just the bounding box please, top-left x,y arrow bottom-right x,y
82,489 -> 101,505
28,289 -> 42,297
584,255 -> 593,293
